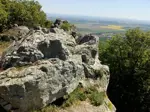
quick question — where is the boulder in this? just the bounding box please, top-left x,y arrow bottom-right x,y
42,28 -> 49,33
0,26 -> 29,42
0,57 -> 112,112
1,29 -> 76,69
74,44 -> 98,65
14,26 -> 29,35
51,19 -> 68,29
76,34 -> 98,45
0,58 -> 84,112
71,31 -> 77,38
14,24 -> 18,27
0,26 -> 115,112
50,28 -> 65,34
33,26 -> 42,30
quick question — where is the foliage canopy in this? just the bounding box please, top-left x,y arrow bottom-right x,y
0,0 -> 52,32
99,28 -> 150,112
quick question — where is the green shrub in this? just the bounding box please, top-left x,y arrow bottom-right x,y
44,20 -> 53,28
89,91 -> 105,106
32,86 -> 106,111
0,0 -> 53,32
62,86 -> 87,107
60,22 -> 73,31
84,86 -> 98,94
63,86 -> 105,108
31,105 -> 59,112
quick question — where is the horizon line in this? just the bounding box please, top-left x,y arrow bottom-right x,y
46,12 -> 150,23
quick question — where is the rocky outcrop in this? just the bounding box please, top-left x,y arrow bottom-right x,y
0,58 -> 84,112
76,34 -> 98,45
0,27 -> 115,112
51,19 -> 68,29
14,26 -> 29,36
51,19 -> 77,37
1,29 -> 75,69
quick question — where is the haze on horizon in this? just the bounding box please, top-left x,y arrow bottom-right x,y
37,0 -> 150,21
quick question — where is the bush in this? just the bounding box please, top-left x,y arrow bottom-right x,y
60,22 -> 74,31
62,86 -> 87,107
31,86 -> 106,111
0,0 -> 52,32
89,91 -> 105,106
44,20 -> 53,28
63,86 -> 105,107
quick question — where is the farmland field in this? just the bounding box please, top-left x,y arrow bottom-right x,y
75,23 -> 126,34
48,14 -> 150,34
100,25 -> 124,30
74,22 -> 150,34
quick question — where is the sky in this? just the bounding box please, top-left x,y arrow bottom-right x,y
37,0 -> 150,21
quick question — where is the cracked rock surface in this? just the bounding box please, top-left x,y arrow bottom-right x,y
0,28 -> 115,112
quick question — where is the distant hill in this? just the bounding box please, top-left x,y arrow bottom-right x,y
47,13 -> 150,25
47,13 -> 150,34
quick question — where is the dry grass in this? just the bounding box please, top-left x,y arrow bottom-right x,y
100,25 -> 124,30
0,42 -> 11,55
1,28 -> 19,36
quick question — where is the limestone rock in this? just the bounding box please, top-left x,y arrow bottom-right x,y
0,59 -> 84,112
33,26 -> 42,30
42,28 -> 49,33
0,26 -> 29,42
51,19 -> 68,29
14,26 -> 29,36
1,29 -> 76,69
76,34 -> 98,45
75,44 -> 97,65
0,25 -> 115,112
50,28 -> 65,34
14,24 -> 18,27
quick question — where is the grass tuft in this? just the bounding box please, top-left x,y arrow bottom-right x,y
31,105 -> 59,112
31,85 -> 105,112
63,85 -> 105,107
89,91 -> 105,106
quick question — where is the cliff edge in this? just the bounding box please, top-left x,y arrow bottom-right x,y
0,22 -> 116,112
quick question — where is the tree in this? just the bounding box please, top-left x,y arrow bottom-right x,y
0,3 -> 8,32
0,0 -> 52,32
99,28 -> 150,112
